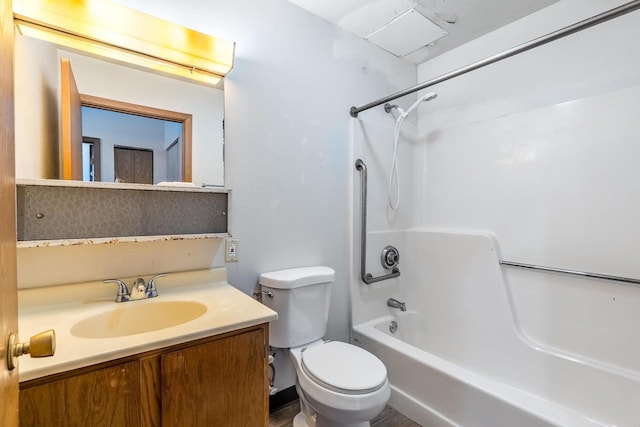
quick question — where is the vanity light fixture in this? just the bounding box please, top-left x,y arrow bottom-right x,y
13,0 -> 235,86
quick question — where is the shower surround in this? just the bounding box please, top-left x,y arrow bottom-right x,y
350,3 -> 640,424
350,230 -> 640,426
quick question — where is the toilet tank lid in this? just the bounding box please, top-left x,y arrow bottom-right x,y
259,266 -> 335,289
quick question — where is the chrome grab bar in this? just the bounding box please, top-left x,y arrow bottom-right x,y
355,159 -> 400,284
500,260 -> 640,286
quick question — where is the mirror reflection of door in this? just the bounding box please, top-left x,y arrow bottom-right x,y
166,137 -> 181,182
81,136 -> 101,181
60,58 -> 190,184
114,146 -> 153,184
60,58 -> 83,180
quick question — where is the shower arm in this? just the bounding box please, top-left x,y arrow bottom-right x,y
355,159 -> 400,284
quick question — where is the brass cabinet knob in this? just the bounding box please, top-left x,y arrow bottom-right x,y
7,329 -> 56,371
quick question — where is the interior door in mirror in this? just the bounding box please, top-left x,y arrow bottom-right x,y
60,58 -> 82,180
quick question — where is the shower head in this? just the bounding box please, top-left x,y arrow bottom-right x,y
401,91 -> 438,118
421,92 -> 438,102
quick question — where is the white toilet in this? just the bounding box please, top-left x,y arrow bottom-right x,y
260,266 -> 390,427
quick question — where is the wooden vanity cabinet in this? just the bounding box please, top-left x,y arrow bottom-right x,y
19,324 -> 269,427
20,361 -> 141,426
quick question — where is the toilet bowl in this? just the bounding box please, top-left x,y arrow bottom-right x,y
289,341 -> 390,427
259,266 -> 391,427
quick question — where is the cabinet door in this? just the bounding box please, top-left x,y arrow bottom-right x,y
20,361 -> 141,427
161,328 -> 267,427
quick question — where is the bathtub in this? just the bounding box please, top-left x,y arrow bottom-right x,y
351,231 -> 640,427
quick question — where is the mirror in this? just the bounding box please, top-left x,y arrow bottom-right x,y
14,33 -> 225,186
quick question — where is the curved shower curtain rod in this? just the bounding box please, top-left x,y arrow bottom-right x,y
349,0 -> 640,118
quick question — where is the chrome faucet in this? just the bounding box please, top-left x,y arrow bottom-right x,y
129,277 -> 147,301
104,273 -> 168,303
387,298 -> 406,312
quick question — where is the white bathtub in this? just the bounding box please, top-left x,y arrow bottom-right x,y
351,231 -> 640,427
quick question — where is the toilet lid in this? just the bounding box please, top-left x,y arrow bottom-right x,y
301,341 -> 387,393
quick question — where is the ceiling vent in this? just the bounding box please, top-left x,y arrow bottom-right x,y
365,8 -> 447,57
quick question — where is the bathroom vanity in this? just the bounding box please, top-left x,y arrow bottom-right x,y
17,269 -> 277,427
20,325 -> 267,426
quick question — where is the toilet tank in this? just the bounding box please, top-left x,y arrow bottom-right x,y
259,266 -> 335,348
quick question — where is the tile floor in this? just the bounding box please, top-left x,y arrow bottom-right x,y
269,400 -> 422,427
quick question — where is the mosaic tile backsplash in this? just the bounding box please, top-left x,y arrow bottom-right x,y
17,185 -> 228,241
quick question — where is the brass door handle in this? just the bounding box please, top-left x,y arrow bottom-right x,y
7,329 -> 56,371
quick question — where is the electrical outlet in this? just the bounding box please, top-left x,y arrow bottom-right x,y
225,238 -> 239,262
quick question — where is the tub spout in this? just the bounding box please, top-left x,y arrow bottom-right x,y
387,298 -> 406,312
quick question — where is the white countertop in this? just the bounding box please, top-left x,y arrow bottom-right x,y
18,268 -> 277,382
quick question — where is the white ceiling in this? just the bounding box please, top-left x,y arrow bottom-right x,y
287,0 -> 560,63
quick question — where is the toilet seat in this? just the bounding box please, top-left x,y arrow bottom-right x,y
290,341 -> 391,422
301,341 -> 387,395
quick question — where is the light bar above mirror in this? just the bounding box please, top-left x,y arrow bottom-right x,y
13,0 -> 235,87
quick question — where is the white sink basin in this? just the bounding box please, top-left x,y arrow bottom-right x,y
70,300 -> 208,339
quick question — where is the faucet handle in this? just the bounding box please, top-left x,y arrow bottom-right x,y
146,273 -> 168,298
104,279 -> 130,302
